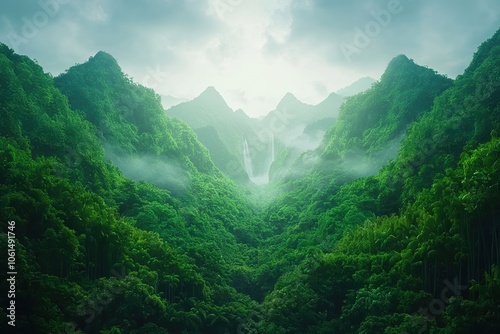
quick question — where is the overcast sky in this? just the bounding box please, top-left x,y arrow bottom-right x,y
1,0 -> 499,117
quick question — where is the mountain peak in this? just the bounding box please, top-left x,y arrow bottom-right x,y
277,92 -> 302,109
90,51 -> 119,67
317,92 -> 344,107
379,54 -> 434,84
387,54 -> 412,67
234,108 -> 250,119
313,92 -> 345,119
76,51 -> 123,79
197,86 -> 225,102
193,86 -> 231,112
324,91 -> 342,101
283,92 -> 299,101
200,86 -> 220,97
383,54 -> 415,75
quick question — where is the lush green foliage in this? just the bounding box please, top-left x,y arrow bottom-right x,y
323,54 -> 453,158
1,27 -> 500,334
250,30 -> 500,333
0,45 -> 263,333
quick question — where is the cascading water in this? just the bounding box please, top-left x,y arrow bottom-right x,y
261,132 -> 275,184
243,134 -> 275,185
270,132 -> 275,165
243,139 -> 254,179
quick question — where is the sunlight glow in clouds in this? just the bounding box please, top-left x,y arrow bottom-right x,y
0,0 -> 499,117
199,0 -> 366,115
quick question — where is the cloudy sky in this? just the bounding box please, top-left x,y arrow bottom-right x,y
1,0 -> 499,117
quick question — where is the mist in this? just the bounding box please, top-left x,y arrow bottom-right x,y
339,134 -> 404,178
104,146 -> 189,194
282,132 -> 404,182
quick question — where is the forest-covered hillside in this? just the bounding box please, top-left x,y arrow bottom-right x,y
0,44 -> 265,333
1,27 -> 500,334
251,28 -> 500,333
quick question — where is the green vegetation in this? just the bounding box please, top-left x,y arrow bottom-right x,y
1,28 -> 500,333
0,44 -> 263,333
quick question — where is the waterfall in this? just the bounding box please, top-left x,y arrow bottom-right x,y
270,132 -> 275,165
262,132 -> 275,184
243,135 -> 275,185
243,139 -> 254,178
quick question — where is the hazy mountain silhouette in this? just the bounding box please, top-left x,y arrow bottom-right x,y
336,76 -> 376,97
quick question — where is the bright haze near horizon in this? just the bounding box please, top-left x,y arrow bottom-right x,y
0,0 -> 499,117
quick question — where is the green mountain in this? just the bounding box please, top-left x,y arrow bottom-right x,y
252,54 -> 454,304
0,45 -> 265,333
1,27 -> 500,334
168,86 -> 234,130
273,54 -> 452,187
167,88 -> 344,186
323,54 -> 453,160
313,92 -> 345,120
251,29 -> 500,333
383,31 -> 500,206
54,51 -> 268,243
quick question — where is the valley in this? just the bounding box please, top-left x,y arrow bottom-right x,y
1,27 -> 500,334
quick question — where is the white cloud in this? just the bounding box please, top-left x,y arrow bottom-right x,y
0,0 -> 499,117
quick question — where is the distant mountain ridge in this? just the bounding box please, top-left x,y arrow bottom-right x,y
165,78 -> 375,184
2,27 -> 500,334
160,94 -> 187,109
167,86 -> 346,184
336,76 -> 376,97
166,86 -> 259,183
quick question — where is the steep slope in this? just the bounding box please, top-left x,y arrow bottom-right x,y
166,86 -> 259,181
254,55 -> 454,299
336,76 -> 376,97
313,92 -> 345,120
268,92 -> 345,182
249,29 -> 500,333
55,52 -> 216,174
195,125 -> 249,182
323,54 -> 453,159
380,31 -> 500,207
54,51 -> 268,243
0,44 -> 265,332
